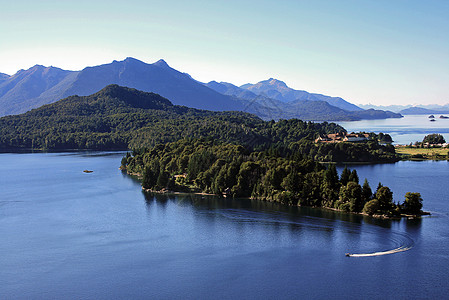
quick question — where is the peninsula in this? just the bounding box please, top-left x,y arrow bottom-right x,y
121,138 -> 426,219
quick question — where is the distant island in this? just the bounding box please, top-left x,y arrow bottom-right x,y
399,107 -> 449,115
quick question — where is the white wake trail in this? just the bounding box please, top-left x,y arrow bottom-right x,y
347,246 -> 412,257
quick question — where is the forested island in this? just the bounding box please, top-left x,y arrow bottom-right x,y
121,138 -> 425,218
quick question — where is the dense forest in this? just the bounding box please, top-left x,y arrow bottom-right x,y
0,84 -> 421,216
0,85 -> 398,163
121,138 -> 423,217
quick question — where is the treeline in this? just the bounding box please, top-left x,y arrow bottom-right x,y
291,140 -> 397,163
0,85 -> 397,163
0,85 -> 341,151
122,138 -> 423,216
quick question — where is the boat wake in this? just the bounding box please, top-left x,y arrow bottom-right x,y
346,230 -> 414,257
212,208 -> 415,258
347,245 -> 412,257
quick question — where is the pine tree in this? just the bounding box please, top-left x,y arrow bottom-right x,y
362,178 -> 373,203
349,169 -> 359,184
340,166 -> 350,185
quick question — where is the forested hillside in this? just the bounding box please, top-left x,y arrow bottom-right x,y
0,85 -> 338,150
0,84 -> 397,163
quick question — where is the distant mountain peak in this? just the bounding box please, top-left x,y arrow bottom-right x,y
154,59 -> 170,68
124,57 -> 141,62
266,78 -> 288,87
238,77 -> 362,111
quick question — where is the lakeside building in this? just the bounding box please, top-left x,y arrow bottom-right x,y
315,133 -> 369,143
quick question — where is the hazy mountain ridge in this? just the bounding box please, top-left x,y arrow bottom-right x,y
206,80 -> 401,121
360,104 -> 449,113
399,107 -> 449,115
0,73 -> 9,83
1,57 -> 400,121
239,78 -> 363,112
0,66 -> 78,116
0,58 -> 247,117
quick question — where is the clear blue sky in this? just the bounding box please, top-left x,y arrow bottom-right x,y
1,0 -> 448,105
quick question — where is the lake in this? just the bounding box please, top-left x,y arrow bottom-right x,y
338,114 -> 449,145
1,152 -> 449,299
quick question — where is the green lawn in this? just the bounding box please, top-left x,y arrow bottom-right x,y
395,146 -> 449,160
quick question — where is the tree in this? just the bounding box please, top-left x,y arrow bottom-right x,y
402,192 -> 423,214
363,199 -> 379,216
320,164 -> 340,206
156,170 -> 170,189
338,181 -> 363,212
361,178 -> 373,203
233,161 -> 261,197
375,186 -> 395,214
142,165 -> 158,189
349,169 -> 359,184
324,164 -> 339,188
378,132 -> 393,143
340,166 -> 350,185
375,182 -> 383,194
282,169 -> 302,193
422,134 -> 446,145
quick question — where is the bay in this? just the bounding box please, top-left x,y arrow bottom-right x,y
338,114 -> 449,145
1,152 -> 449,299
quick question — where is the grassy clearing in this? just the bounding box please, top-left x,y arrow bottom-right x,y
395,146 -> 449,160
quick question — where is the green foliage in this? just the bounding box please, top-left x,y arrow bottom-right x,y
310,140 -> 398,163
363,199 -> 380,216
378,132 -> 393,143
349,169 -> 359,184
0,85 -> 398,163
125,138 -> 422,217
375,186 -> 397,215
335,182 -> 363,212
422,134 -> 446,145
340,166 -> 350,185
402,192 -> 423,214
361,179 -> 373,203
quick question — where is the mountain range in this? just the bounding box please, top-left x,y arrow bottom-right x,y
205,79 -> 400,120
241,78 -> 362,111
359,104 -> 449,114
0,57 -> 401,121
398,107 -> 449,115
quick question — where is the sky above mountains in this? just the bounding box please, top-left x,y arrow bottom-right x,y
1,0 -> 448,106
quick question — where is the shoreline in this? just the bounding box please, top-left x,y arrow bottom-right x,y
140,184 -> 431,220
123,165 -> 430,220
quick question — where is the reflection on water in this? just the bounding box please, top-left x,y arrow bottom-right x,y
1,152 -> 448,299
143,191 -> 419,258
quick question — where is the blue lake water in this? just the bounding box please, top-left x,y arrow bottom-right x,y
1,152 -> 449,299
338,114 -> 449,145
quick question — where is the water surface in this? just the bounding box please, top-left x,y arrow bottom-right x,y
338,114 -> 449,144
1,152 -> 448,299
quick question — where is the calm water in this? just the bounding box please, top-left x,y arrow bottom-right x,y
1,152 -> 449,299
339,114 -> 449,145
